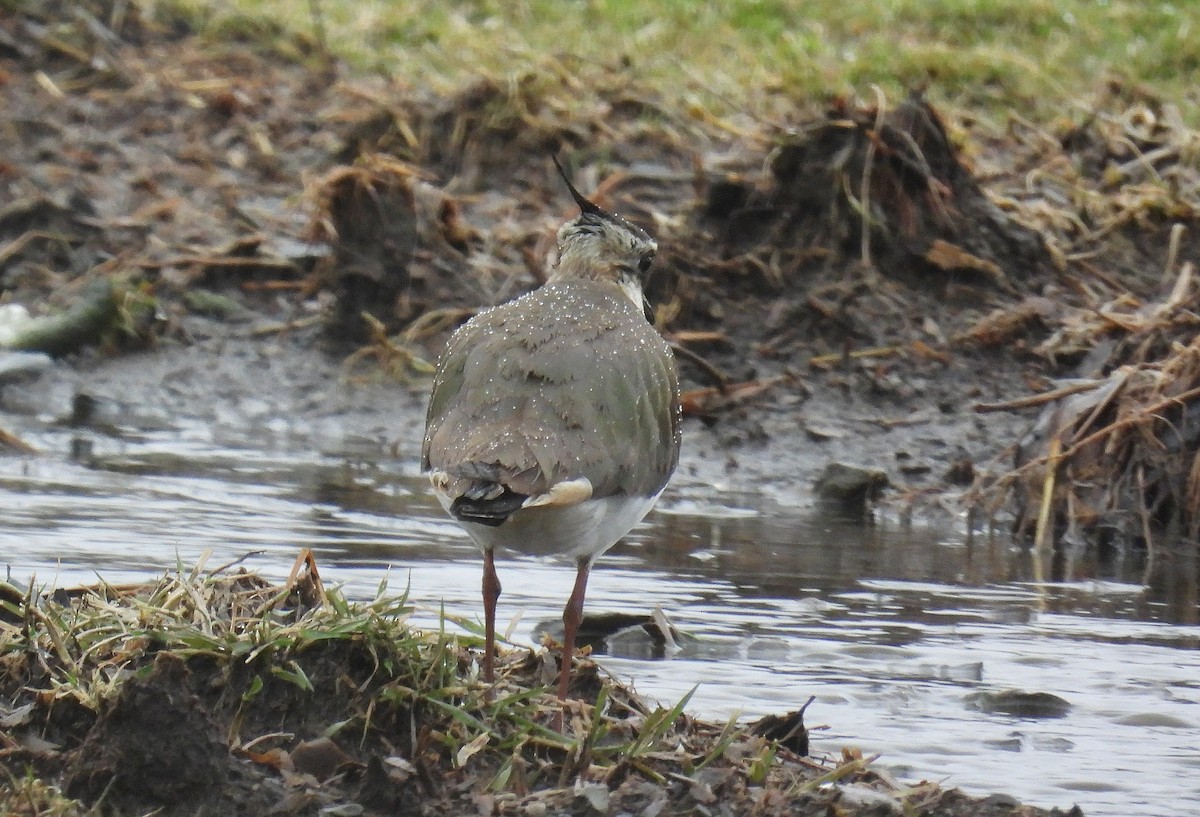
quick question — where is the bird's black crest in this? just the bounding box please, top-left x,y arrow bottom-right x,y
551,154 -> 604,216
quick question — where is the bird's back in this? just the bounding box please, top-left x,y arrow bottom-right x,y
422,277 -> 680,504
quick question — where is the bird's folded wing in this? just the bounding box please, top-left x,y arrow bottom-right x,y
422,285 -> 678,502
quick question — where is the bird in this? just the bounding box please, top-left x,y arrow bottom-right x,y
421,156 -> 681,700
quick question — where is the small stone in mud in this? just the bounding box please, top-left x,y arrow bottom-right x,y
803,421 -> 847,441
289,736 -> 357,781
814,462 -> 889,514
944,456 -> 976,485
183,288 -> 254,321
965,689 -> 1072,719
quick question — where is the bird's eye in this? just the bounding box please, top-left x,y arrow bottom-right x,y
638,253 -> 655,274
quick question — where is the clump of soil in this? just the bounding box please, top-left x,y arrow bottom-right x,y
308,157 -> 419,341
708,92 -> 1050,289
62,653 -> 249,813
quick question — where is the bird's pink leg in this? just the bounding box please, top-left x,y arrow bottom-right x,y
482,549 -> 501,684
558,558 -> 591,700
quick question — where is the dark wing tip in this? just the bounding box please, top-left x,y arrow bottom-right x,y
551,154 -> 603,216
451,489 -> 527,527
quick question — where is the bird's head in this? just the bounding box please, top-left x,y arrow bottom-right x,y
548,156 -> 657,307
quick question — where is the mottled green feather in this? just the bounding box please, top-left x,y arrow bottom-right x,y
422,277 -> 680,500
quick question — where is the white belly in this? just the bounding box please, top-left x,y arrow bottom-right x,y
434,491 -> 663,563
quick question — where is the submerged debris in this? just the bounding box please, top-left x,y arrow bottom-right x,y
965,690 -> 1072,720
533,606 -> 684,661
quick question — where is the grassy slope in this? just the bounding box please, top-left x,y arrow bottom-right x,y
179,0 -> 1199,124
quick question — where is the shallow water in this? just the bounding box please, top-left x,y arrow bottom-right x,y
3,419 -> 1199,817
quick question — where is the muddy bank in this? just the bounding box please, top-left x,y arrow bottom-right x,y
1,1 -> 1044,509
0,561 -> 1084,817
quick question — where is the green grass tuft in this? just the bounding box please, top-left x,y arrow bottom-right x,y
165,0 -> 1200,124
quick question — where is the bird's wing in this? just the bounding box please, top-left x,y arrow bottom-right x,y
422,280 -> 679,502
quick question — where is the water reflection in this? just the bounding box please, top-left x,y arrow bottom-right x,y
2,430 -> 1199,817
